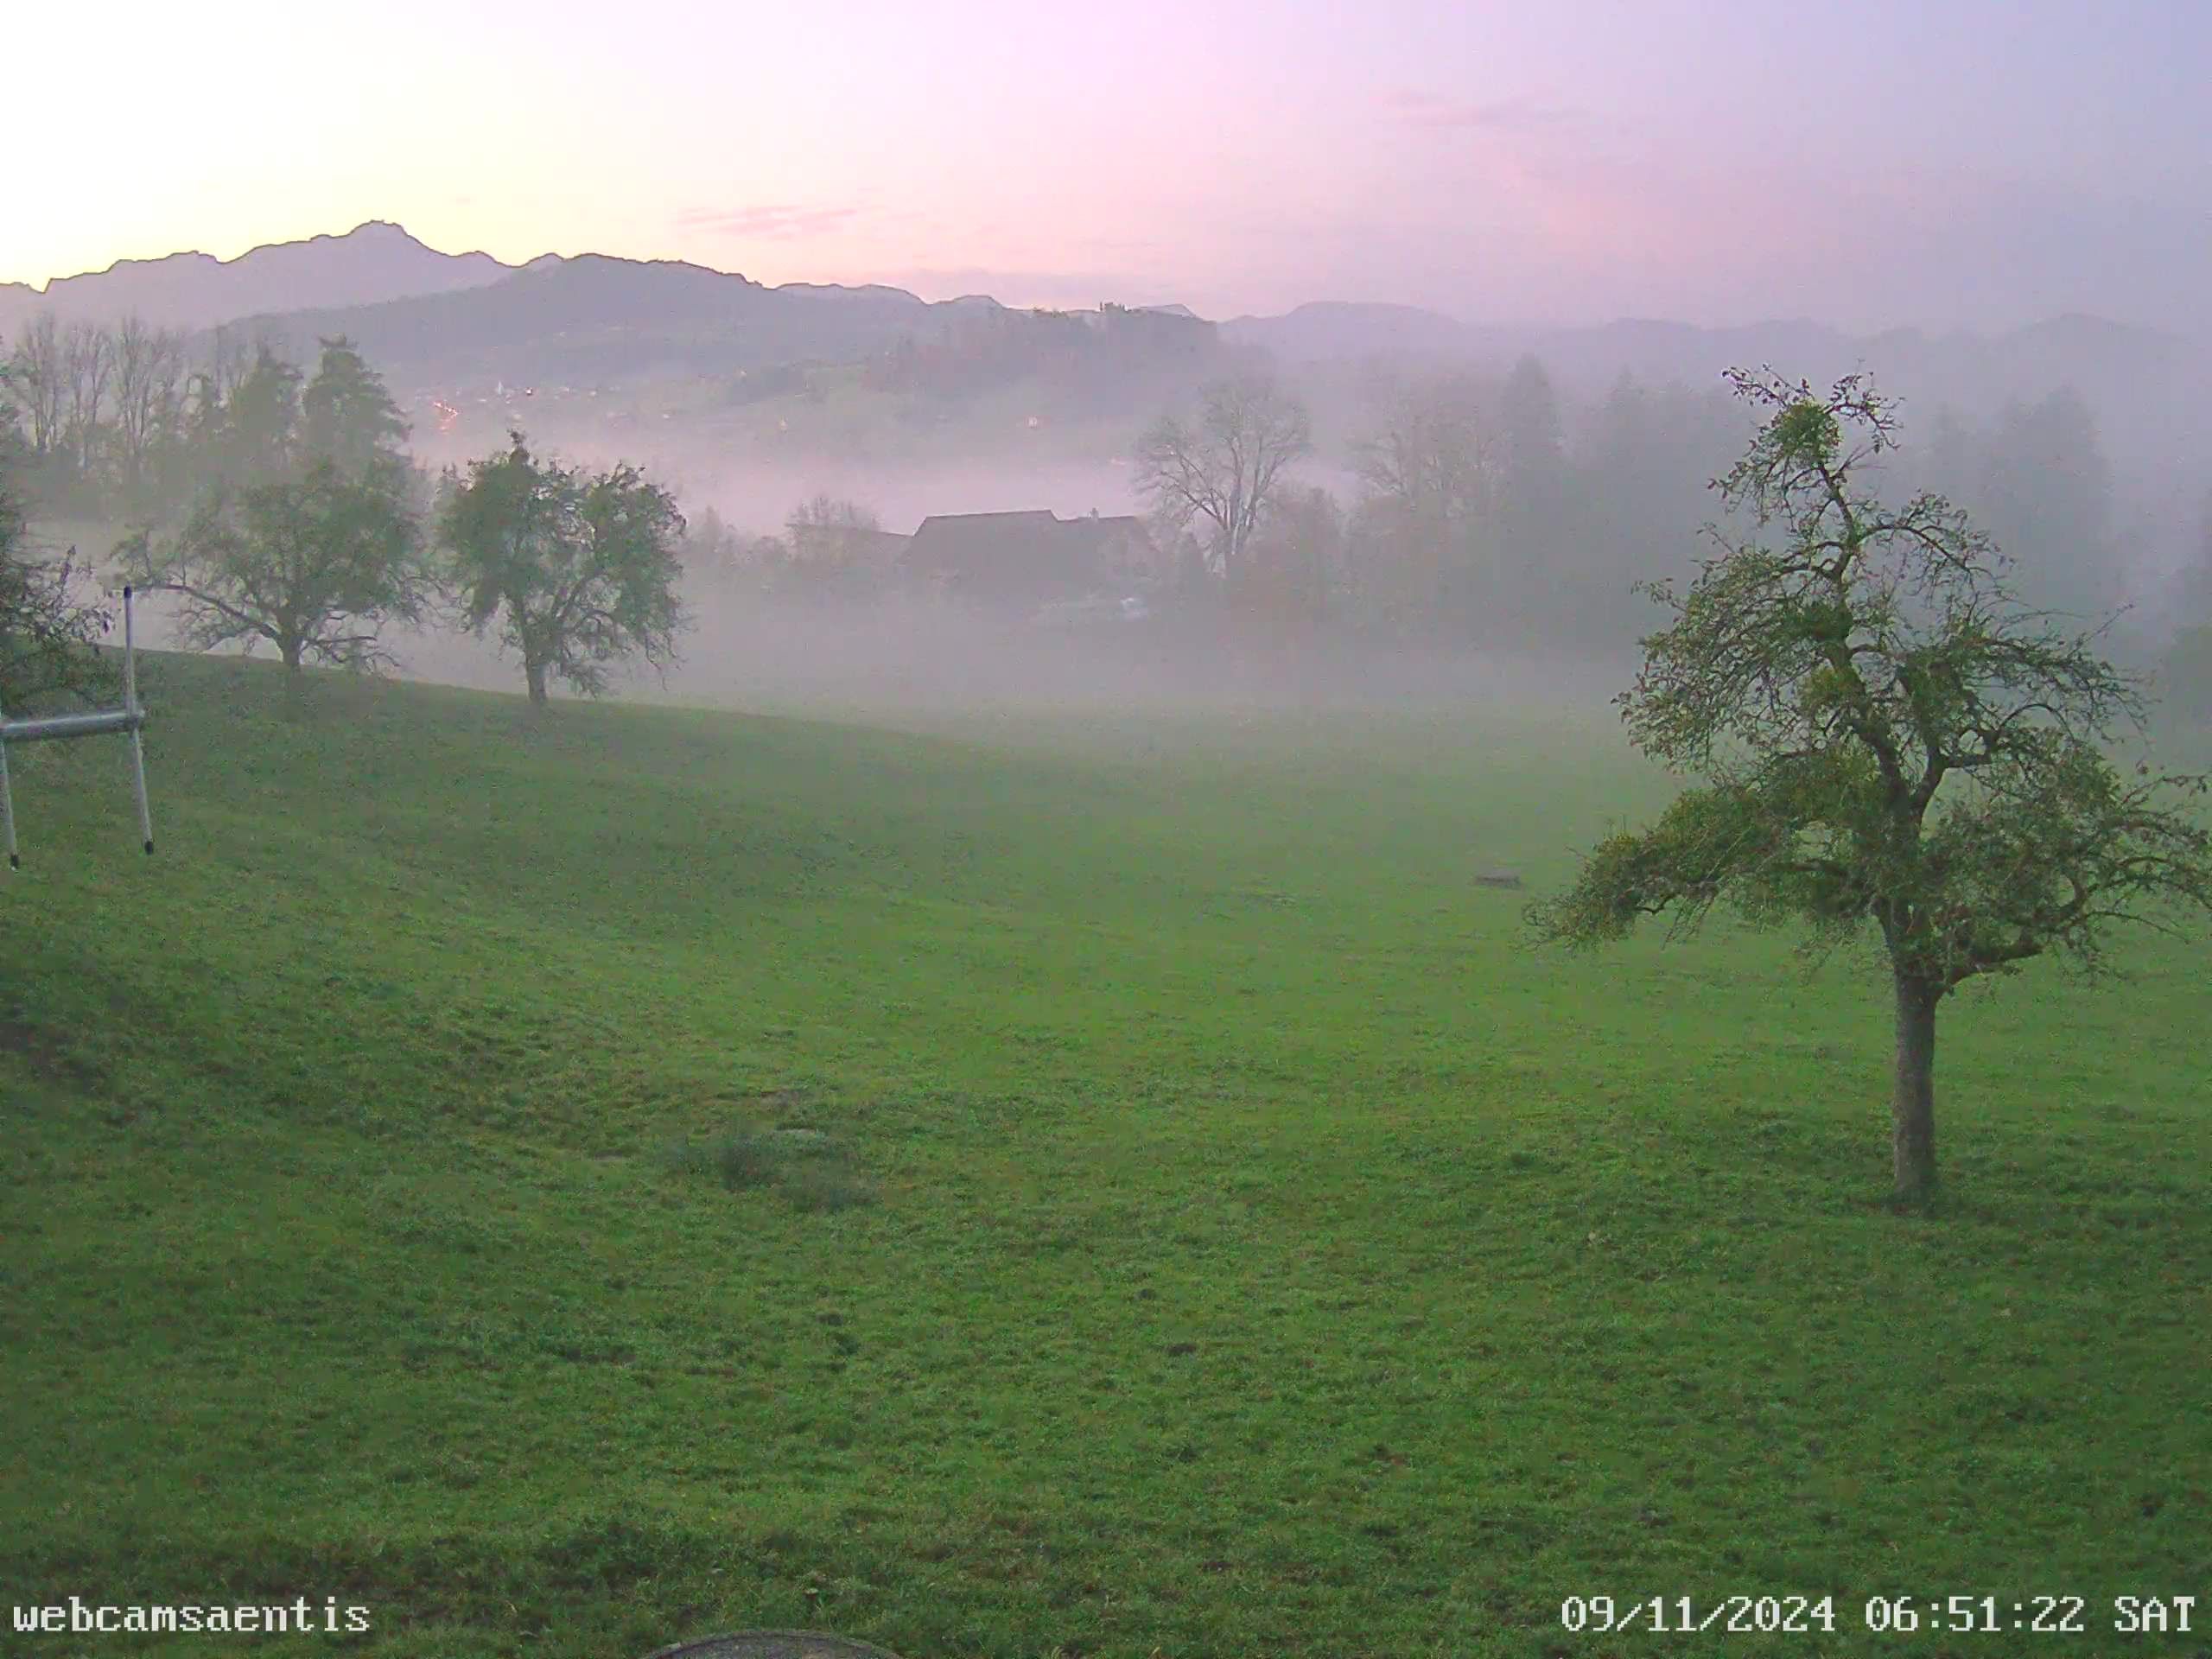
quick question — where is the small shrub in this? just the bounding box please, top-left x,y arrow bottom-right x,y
657,1138 -> 721,1180
662,1122 -> 874,1211
782,1162 -> 878,1214
713,1132 -> 781,1191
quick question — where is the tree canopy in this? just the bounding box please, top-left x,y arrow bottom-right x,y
1529,368 -> 2212,1198
437,433 -> 689,705
121,339 -> 425,679
129,463 -> 425,674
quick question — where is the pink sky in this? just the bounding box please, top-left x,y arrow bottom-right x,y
11,0 -> 2209,333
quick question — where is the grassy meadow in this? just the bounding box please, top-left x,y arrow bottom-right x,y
2,653 -> 2207,1658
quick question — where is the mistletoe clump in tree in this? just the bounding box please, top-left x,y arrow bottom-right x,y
1528,369 -> 2212,1199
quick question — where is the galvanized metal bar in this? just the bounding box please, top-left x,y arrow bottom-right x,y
0,709 -> 16,870
124,586 -> 154,855
0,709 -> 143,743
0,586 -> 156,865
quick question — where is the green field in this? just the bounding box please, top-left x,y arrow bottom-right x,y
3,656 -> 2206,1658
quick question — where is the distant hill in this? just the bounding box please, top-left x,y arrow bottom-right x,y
0,222 -> 517,338
1221,301 -> 1484,362
1223,301 -> 2197,401
214,259 -> 1229,418
6,222 -> 2200,494
227,254 -> 948,388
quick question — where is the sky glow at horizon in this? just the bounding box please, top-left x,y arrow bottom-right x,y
10,0 -> 2208,333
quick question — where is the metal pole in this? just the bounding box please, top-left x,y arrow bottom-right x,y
0,709 -> 143,742
0,703 -> 16,869
124,586 -> 154,855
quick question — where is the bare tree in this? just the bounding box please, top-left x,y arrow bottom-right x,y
1351,372 -> 1497,631
111,316 -> 187,499
179,325 -> 268,454
207,324 -> 265,405
1354,372 -> 1493,526
1135,376 -> 1311,580
3,315 -> 67,461
60,321 -> 116,480
783,491 -> 875,542
773,493 -> 887,595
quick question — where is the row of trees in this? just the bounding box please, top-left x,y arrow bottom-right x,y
0,315 -> 306,520
1128,363 -> 1753,648
0,328 -> 691,709
677,493 -> 897,601
13,313 -> 2202,714
1128,360 -> 2159,657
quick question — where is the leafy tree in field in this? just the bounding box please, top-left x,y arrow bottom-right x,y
438,433 -> 688,706
126,465 -> 425,675
1529,369 -> 2212,1199
121,340 -> 425,679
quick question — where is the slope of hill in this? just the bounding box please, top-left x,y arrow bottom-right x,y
0,221 -> 516,338
3,654 -> 2206,1656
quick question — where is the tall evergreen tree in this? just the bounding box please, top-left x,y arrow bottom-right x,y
302,337 -> 410,475
221,347 -> 304,485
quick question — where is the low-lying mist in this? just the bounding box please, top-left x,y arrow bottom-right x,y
122,580 -> 1637,728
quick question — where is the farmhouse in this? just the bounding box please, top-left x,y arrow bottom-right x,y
786,522 -> 912,577
900,510 -> 1161,607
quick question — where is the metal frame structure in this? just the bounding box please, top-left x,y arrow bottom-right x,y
0,584 -> 155,868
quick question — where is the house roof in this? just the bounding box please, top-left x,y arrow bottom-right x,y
896,511 -> 1159,599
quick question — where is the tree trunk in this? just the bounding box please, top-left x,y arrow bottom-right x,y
525,659 -> 550,707
280,639 -> 307,719
1891,971 -> 1940,1198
